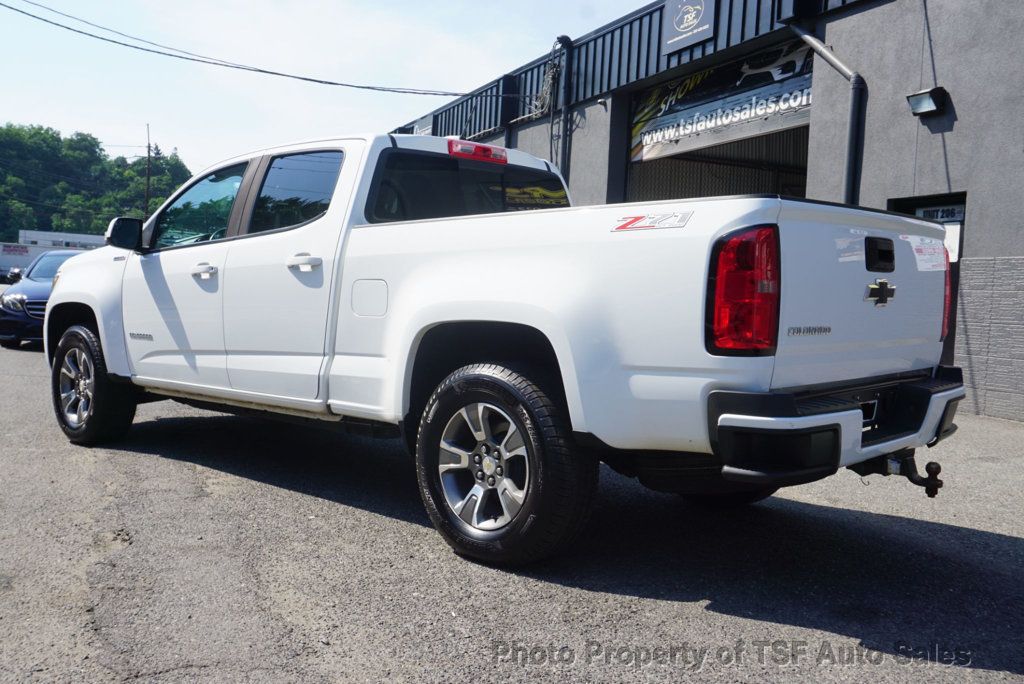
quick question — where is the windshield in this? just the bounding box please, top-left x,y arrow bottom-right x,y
27,253 -> 75,280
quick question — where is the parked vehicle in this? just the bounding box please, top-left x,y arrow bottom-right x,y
1,241 -> 60,282
45,135 -> 964,564
1,251 -> 80,349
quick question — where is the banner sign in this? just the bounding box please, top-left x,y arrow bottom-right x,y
661,0 -> 717,54
631,40 -> 813,162
1,244 -> 29,256
413,116 -> 433,136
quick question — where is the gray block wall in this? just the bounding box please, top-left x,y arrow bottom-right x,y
806,0 -> 1024,420
956,258 -> 1024,419
509,98 -> 625,206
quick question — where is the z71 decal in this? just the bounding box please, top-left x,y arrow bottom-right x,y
613,212 -> 693,232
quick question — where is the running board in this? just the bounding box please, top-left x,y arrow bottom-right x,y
143,385 -> 341,422
142,385 -> 402,438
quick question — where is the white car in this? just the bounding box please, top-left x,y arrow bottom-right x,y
736,42 -> 812,88
45,135 -> 964,564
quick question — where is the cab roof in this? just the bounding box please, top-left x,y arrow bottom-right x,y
195,134 -> 556,178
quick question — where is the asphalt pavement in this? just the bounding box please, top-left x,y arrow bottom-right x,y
0,341 -> 1021,682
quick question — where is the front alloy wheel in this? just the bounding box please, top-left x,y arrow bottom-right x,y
58,346 -> 95,428
51,325 -> 136,445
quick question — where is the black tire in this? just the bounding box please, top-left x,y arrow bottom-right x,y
0,338 -> 20,349
415,364 -> 597,566
678,487 -> 778,508
51,325 -> 136,445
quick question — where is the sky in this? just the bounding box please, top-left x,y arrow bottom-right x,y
0,0 -> 639,173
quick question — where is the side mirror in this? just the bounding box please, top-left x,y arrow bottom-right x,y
7,268 -> 21,284
106,217 -> 144,251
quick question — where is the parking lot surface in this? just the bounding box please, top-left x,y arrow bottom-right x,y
0,343 -> 1021,682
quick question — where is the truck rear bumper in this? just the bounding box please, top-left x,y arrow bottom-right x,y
707,367 -> 965,488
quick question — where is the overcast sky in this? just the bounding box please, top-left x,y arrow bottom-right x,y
0,0 -> 637,173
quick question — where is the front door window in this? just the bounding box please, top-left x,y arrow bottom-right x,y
151,163 -> 248,248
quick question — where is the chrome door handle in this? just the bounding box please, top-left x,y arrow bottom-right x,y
286,253 -> 323,272
190,262 -> 218,279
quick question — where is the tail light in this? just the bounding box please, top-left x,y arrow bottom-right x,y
707,225 -> 780,355
447,139 -> 508,164
941,247 -> 952,341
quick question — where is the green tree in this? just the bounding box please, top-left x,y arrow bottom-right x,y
0,122 -> 192,239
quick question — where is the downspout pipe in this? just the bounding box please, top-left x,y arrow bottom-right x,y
556,34 -> 574,180
790,23 -> 866,206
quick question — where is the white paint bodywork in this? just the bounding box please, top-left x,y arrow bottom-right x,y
331,195 -> 780,453
46,134 -> 961,467
771,202 -> 948,388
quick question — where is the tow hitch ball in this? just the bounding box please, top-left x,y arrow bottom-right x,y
850,449 -> 943,497
888,452 -> 943,498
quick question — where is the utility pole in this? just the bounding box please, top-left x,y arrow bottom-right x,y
144,123 -> 152,219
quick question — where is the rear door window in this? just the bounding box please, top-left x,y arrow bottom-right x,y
366,150 -> 568,223
248,151 -> 344,234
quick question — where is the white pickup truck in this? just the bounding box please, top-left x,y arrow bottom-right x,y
45,135 -> 965,564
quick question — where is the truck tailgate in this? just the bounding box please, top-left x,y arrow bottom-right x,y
771,200 -> 947,389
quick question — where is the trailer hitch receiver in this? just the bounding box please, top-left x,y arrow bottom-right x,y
848,449 -> 944,497
887,451 -> 943,498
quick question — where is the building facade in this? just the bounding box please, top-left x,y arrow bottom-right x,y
396,0 -> 1024,421
18,229 -> 104,249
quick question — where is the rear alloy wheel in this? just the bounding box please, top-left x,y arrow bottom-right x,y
437,401 -> 530,531
415,364 -> 597,565
51,325 -> 136,445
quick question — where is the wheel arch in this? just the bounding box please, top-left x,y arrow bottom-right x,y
402,320 -> 584,442
46,300 -> 132,382
46,302 -> 100,366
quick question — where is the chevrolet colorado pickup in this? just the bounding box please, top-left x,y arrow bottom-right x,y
44,134 -> 965,564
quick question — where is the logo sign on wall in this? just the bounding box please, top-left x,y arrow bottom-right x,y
632,40 -> 813,162
661,0 -> 717,54
413,115 -> 433,136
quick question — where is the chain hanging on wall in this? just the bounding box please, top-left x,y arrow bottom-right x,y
511,40 -> 562,125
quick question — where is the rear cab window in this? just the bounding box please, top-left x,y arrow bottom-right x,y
366,149 -> 568,224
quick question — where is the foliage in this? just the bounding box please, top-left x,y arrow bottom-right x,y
158,197 -> 235,245
0,123 -> 192,242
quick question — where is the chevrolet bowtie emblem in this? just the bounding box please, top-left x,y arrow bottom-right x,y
866,279 -> 896,306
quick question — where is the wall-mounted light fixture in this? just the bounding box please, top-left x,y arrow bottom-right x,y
907,86 -> 949,117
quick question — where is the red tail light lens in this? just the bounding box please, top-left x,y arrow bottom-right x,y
707,225 -> 780,354
941,246 -> 951,341
447,139 -> 508,164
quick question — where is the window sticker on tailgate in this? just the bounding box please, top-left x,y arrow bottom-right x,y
899,235 -> 945,271
835,236 -> 865,263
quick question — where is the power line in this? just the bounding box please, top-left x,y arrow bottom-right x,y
0,152 -> 165,188
17,0 -> 250,68
0,192 -> 133,217
0,157 -> 106,188
0,0 -> 467,97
